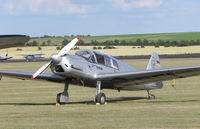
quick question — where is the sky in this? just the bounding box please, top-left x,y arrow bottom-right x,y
0,0 -> 200,37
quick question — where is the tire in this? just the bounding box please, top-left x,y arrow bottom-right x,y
95,93 -> 106,105
56,93 -> 62,103
148,94 -> 155,99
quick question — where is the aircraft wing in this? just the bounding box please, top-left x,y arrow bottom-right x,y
1,66 -> 200,87
96,66 -> 200,87
18,54 -> 44,56
0,70 -> 65,83
35,53 -> 45,55
0,35 -> 30,49
0,57 -> 12,60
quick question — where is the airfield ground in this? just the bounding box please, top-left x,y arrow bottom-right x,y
0,58 -> 200,129
1,46 -> 200,59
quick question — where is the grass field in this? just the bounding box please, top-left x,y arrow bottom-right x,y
0,58 -> 200,128
1,45 -> 200,59
30,32 -> 200,45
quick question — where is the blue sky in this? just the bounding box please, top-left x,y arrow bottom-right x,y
0,0 -> 200,37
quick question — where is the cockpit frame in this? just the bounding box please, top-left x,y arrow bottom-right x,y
75,50 -> 118,69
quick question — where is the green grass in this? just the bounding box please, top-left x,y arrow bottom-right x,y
30,32 -> 200,45
1,58 -> 200,128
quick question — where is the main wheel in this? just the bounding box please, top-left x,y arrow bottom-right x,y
148,94 -> 155,99
95,93 -> 106,105
56,93 -> 62,103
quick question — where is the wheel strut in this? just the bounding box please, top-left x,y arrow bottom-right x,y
147,90 -> 155,99
56,79 -> 70,104
94,80 -> 106,105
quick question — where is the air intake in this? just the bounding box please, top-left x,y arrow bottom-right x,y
55,65 -> 64,72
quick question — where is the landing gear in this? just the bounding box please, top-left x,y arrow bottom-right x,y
94,81 -> 106,105
56,79 -> 70,104
95,93 -> 106,105
147,90 -> 155,99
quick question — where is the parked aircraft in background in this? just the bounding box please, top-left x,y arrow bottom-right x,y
1,37 -> 200,105
19,53 -> 45,62
0,56 -> 12,61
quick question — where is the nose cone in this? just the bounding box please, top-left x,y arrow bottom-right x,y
51,54 -> 61,63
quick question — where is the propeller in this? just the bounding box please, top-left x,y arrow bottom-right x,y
30,36 -> 80,80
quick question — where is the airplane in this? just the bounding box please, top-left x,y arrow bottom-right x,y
19,53 -> 45,62
0,56 -> 12,61
1,36 -> 200,105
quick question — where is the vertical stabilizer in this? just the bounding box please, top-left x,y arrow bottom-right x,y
145,52 -> 163,90
146,52 -> 161,70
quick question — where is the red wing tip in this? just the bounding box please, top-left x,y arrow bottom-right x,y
30,76 -> 34,80
77,36 -> 80,40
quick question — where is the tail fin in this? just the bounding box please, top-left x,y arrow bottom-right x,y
146,52 -> 161,70
145,52 -> 163,90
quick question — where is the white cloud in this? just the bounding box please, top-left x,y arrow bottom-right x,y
2,0 -> 92,15
110,0 -> 163,10
3,2 -> 15,14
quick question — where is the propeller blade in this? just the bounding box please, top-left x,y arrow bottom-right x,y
30,61 -> 51,80
31,37 -> 80,80
57,36 -> 80,56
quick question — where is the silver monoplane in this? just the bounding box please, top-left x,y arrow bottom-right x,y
1,36 -> 200,105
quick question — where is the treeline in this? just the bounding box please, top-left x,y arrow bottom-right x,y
26,38 -> 200,47
32,35 -> 91,39
85,39 -> 200,47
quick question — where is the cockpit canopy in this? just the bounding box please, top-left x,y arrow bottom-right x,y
75,50 -> 118,69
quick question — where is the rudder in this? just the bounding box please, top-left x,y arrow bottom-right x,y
146,52 -> 161,70
146,52 -> 163,90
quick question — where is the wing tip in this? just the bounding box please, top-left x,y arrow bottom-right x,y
77,36 -> 80,40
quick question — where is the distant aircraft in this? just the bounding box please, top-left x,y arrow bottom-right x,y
1,36 -> 200,105
0,56 -> 12,61
0,50 -> 12,61
19,53 -> 45,62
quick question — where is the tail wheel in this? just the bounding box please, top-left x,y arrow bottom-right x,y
95,93 -> 106,105
148,94 -> 155,99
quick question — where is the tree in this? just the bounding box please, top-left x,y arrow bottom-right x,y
26,40 -> 38,46
136,39 -> 143,46
47,40 -> 51,45
97,46 -> 102,49
43,35 -> 50,38
91,40 -> 99,45
62,39 -> 69,46
114,40 -> 120,45
102,41 -> 112,46
42,42 -> 46,46
93,46 -> 97,49
56,46 -> 61,50
78,40 -> 85,45
143,39 -> 149,46
120,40 -> 127,45
38,46 -> 42,50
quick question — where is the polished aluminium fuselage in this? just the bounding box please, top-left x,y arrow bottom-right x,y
50,51 -> 163,91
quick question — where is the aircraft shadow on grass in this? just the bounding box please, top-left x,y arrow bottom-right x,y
0,97 -> 145,106
0,97 -> 199,106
